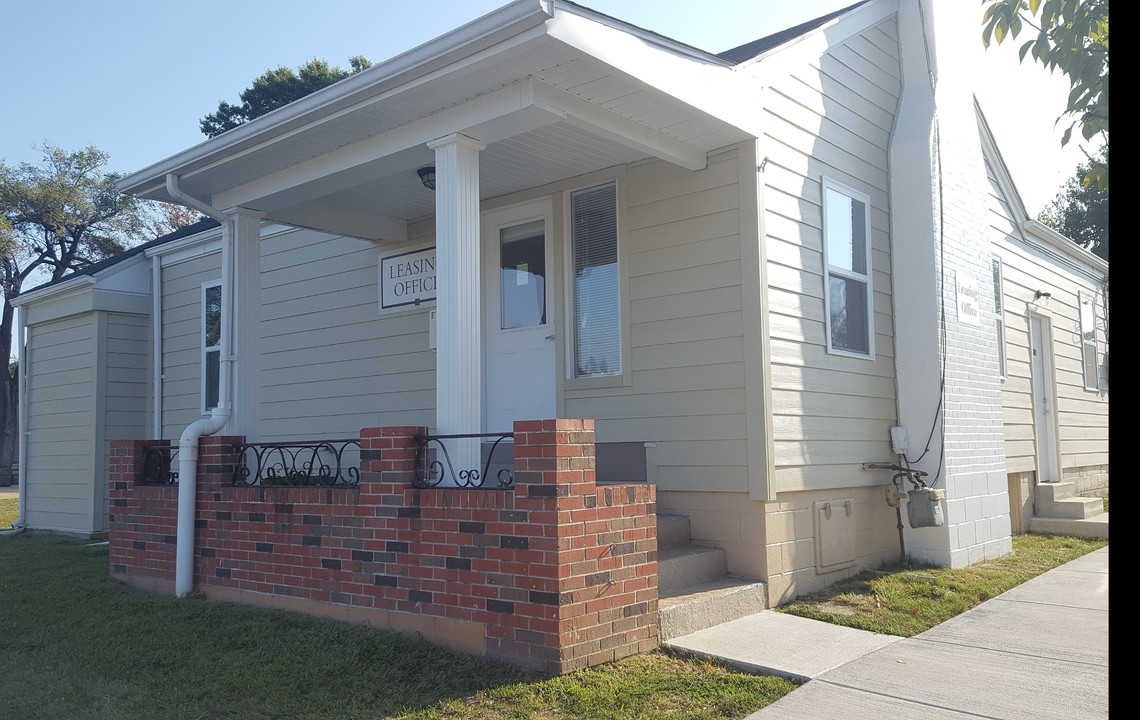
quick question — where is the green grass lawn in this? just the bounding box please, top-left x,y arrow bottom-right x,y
0,496 -> 16,529
778,533 -> 1107,637
0,534 -> 795,720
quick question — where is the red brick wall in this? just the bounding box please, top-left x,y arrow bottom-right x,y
108,420 -> 657,674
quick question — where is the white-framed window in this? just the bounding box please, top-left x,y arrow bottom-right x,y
570,182 -> 620,378
822,177 -> 874,358
993,257 -> 1007,378
1079,291 -> 1098,390
202,281 -> 222,412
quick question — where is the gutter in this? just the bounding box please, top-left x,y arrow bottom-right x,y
165,174 -> 235,598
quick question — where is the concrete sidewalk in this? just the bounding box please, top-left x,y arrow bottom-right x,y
668,547 -> 1108,719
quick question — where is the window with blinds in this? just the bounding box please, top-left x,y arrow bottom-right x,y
1079,292 -> 1098,390
993,257 -> 1007,378
570,183 -> 620,377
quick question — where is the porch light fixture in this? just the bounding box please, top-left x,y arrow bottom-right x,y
417,166 -> 436,191
1034,290 -> 1052,300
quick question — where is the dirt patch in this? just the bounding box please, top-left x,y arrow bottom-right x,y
813,601 -> 859,616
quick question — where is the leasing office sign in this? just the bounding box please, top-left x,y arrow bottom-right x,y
379,247 -> 436,310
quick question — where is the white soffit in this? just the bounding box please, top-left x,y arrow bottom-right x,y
119,0 -> 755,222
543,6 -> 765,140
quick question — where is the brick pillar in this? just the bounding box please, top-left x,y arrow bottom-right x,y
108,440 -> 179,584
359,424 -> 428,525
512,419 -> 659,673
192,436 -> 245,590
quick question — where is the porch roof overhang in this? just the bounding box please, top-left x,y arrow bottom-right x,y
116,0 -> 761,241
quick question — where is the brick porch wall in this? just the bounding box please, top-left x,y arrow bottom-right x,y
108,420 -> 658,674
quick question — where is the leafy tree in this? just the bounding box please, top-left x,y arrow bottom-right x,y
0,146 -> 150,468
200,56 -> 372,138
981,0 -> 1109,189
1038,146 -> 1108,260
142,202 -> 207,239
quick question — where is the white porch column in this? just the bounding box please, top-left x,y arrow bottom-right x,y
227,207 -> 263,441
429,133 -> 486,474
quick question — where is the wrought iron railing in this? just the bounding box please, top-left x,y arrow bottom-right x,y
233,440 -> 361,487
140,445 -> 179,485
413,432 -> 514,488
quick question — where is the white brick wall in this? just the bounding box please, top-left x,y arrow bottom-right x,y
889,0 -> 1011,567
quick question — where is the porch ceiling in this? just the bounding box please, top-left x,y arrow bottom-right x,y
119,1 -> 758,241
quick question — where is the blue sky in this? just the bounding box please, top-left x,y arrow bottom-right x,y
1,0 -> 1091,214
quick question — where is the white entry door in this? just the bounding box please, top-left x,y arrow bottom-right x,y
483,200 -> 556,432
1029,315 -> 1059,483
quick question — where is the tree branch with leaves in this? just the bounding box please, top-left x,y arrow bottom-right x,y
200,56 -> 372,138
0,145 -> 152,468
982,0 -> 1108,190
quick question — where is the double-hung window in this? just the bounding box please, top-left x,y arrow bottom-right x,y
570,182 -> 620,378
993,257 -> 1007,378
202,281 -> 222,412
1079,292 -> 1098,390
822,178 -> 874,358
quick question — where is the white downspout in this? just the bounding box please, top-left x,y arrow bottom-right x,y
13,308 -> 29,529
165,174 -> 234,597
151,256 -> 163,439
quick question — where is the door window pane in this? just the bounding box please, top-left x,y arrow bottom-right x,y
499,220 -> 546,329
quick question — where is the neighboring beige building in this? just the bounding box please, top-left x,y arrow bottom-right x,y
12,1 -> 1106,612
978,112 -> 1109,533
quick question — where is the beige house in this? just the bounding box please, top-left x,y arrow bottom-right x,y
978,112 -> 1109,535
12,0 -> 1107,613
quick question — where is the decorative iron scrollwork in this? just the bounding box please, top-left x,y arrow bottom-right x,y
413,433 -> 514,488
141,445 -> 179,485
233,440 -> 361,487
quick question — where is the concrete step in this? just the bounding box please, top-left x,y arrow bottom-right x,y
659,578 -> 768,641
659,545 -> 728,592
1029,515 -> 1109,539
1035,482 -> 1077,503
1038,496 -> 1104,520
657,514 -> 692,552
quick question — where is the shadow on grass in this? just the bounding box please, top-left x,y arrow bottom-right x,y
776,533 -> 1107,637
0,534 -> 795,720
0,534 -> 535,720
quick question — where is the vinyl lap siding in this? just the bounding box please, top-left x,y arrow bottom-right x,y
25,315 -> 97,533
259,228 -> 435,439
161,253 -> 221,439
101,312 -> 150,529
985,159 -> 1109,475
104,314 -> 149,438
762,19 -> 901,493
566,148 -> 749,492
